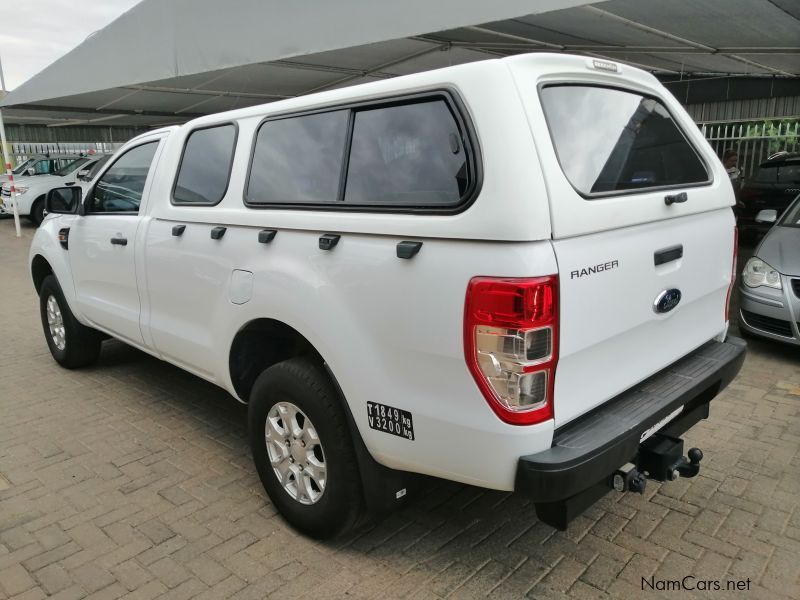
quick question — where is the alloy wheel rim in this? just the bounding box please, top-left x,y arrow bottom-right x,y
46,295 -> 66,351
264,401 -> 326,505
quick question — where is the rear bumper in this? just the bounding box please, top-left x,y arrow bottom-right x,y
515,337 -> 746,526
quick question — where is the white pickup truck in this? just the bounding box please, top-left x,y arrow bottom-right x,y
30,53 -> 745,538
3,155 -> 104,225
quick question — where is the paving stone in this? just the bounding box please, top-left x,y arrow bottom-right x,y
33,563 -> 72,595
0,564 -> 35,596
68,562 -> 116,594
0,220 -> 798,600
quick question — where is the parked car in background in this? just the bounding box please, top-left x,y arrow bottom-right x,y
0,155 -> 45,184
2,154 -> 85,181
2,155 -> 66,216
739,193 -> 800,345
738,152 -> 800,239
1,156 -> 64,212
1,156 -> 102,225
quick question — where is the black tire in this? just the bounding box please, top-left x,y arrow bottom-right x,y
29,197 -> 46,226
249,358 -> 363,539
39,274 -> 102,368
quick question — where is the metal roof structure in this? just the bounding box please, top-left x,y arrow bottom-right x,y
1,0 -> 798,129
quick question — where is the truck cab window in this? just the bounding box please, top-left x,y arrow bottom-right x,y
173,124 -> 237,205
87,142 -> 159,214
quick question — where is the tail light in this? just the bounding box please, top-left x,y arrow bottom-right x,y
464,276 -> 559,425
725,227 -> 738,322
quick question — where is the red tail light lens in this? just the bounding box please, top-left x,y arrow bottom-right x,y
725,227 -> 738,322
464,276 -> 559,425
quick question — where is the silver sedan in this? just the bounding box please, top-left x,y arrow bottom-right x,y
738,194 -> 800,345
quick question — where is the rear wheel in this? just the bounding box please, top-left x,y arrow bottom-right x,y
39,275 -> 102,368
28,197 -> 46,226
249,358 -> 363,538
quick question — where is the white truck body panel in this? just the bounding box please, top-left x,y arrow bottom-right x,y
29,54 -> 737,493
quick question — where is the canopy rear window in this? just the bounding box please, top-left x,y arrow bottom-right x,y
540,84 -> 709,198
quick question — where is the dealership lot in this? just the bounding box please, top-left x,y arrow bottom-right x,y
1,218 -> 798,599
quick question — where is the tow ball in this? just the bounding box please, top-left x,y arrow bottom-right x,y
612,434 -> 704,494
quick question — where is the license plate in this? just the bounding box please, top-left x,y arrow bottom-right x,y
639,406 -> 683,443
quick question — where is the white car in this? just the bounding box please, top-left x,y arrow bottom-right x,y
29,53 -> 745,538
1,155 -> 103,225
0,155 -> 77,215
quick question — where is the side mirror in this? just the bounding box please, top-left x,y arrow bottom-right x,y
26,167 -> 35,176
755,209 -> 777,225
46,187 -> 82,215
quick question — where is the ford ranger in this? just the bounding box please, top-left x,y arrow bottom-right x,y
30,53 -> 745,538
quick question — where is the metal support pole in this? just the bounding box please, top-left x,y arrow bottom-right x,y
0,110 -> 21,237
0,50 -> 20,237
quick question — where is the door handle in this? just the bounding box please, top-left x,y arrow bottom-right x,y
664,192 -> 688,206
654,244 -> 683,266
110,237 -> 128,246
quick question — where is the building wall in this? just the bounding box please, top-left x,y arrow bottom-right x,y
5,124 -> 148,144
685,95 -> 800,123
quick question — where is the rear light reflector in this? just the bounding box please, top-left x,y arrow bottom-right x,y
464,276 -> 559,425
725,227 -> 738,322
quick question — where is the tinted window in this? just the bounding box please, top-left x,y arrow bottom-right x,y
88,142 -> 158,213
246,111 -> 348,204
32,160 -> 53,175
344,100 -> 469,206
54,158 -> 89,177
754,161 -> 800,184
173,124 -> 237,204
540,85 -> 708,196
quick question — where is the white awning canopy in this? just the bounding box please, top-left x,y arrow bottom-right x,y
2,0 -> 798,128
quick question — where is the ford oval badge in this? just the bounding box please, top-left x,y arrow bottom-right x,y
654,288 -> 682,314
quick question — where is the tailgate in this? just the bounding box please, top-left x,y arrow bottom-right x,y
552,210 -> 735,425
507,57 -> 737,427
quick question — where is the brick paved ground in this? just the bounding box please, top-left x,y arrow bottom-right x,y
1,217 -> 799,599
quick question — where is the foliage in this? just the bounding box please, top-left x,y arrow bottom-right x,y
743,119 -> 799,154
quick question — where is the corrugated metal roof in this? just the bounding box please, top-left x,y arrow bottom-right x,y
1,0 -> 797,128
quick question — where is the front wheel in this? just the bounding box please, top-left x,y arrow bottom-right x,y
249,358 -> 363,539
28,197 -> 46,226
39,275 -> 102,368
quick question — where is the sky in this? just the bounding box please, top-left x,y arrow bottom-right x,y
0,0 -> 142,91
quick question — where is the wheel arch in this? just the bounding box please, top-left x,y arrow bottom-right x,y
231,316 -> 413,515
31,254 -> 54,294
228,317 -> 323,403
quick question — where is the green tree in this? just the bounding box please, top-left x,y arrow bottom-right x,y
744,119 -> 799,154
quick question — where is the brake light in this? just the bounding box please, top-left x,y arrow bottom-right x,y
464,276 -> 559,425
725,227 -> 738,322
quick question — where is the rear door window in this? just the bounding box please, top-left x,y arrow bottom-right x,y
540,85 -> 709,197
